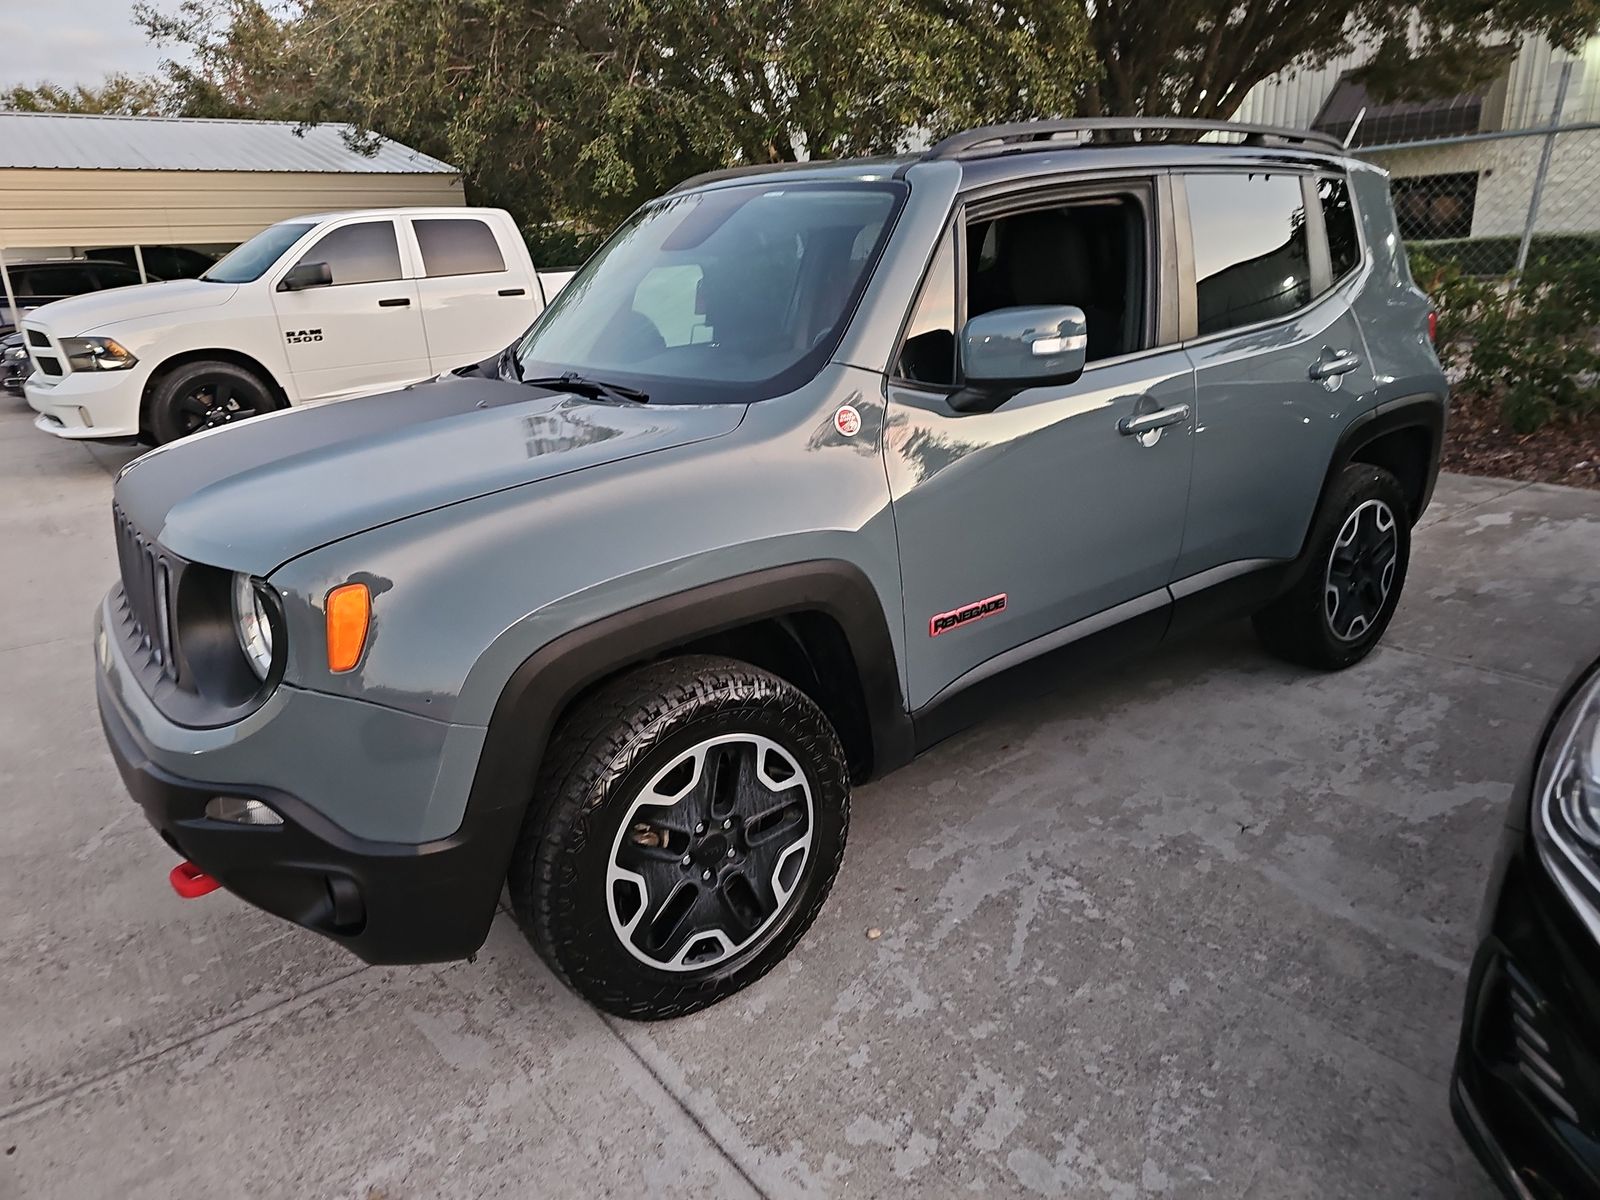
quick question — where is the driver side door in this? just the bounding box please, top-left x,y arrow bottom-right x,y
886,179 -> 1196,721
269,218 -> 429,401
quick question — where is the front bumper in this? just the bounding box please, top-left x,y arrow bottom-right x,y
94,598 -> 515,966
25,365 -> 147,439
1453,821 -> 1600,1199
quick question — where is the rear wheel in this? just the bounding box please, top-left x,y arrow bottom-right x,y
1253,463 -> 1410,670
148,360 -> 278,444
510,655 -> 850,1020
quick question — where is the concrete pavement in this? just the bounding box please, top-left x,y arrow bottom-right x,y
2,397 -> 1595,1198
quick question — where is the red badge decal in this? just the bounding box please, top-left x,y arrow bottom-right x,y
930,593 -> 1007,637
834,405 -> 862,437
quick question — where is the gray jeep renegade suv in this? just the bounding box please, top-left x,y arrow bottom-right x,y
95,119 -> 1445,1019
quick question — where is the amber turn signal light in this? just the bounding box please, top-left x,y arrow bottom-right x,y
325,583 -> 370,673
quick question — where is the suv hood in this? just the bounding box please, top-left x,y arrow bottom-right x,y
31,279 -> 238,333
115,374 -> 747,573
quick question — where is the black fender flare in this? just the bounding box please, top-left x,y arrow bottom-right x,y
457,560 -> 914,913
1331,392 -> 1445,515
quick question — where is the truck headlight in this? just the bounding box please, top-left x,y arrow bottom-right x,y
1533,666 -> 1600,940
59,336 -> 138,371
232,573 -> 277,681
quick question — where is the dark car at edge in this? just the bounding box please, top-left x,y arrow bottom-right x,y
1455,651 -> 1600,1199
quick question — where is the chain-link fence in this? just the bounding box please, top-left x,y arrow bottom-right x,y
1342,52 -> 1600,279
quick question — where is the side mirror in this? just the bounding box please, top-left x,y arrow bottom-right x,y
951,305 -> 1087,414
278,261 -> 333,292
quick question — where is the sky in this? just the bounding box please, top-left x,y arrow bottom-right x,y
0,0 -> 186,90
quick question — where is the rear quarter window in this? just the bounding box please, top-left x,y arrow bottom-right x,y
1317,176 -> 1361,285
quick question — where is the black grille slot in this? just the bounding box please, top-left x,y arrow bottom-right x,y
1503,964 -> 1578,1124
111,504 -> 178,683
36,356 -> 61,377
25,329 -> 49,348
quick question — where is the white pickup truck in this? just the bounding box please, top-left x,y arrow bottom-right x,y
23,207 -> 562,443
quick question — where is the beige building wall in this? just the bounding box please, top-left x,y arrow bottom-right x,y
1367,130 -> 1600,238
0,168 -> 465,248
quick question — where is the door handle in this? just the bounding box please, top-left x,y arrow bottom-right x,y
1309,351 -> 1360,380
498,287 -> 526,297
377,297 -> 411,308
1117,403 -> 1190,437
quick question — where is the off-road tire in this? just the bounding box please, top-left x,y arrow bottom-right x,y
1253,463 -> 1411,670
148,360 -> 278,444
509,655 -> 850,1020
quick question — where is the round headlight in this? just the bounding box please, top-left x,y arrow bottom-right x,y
232,573 -> 275,680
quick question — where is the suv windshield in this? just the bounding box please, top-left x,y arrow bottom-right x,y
201,222 -> 316,284
515,181 -> 904,404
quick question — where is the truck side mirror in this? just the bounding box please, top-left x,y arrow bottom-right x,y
278,261 -> 333,292
950,305 -> 1087,414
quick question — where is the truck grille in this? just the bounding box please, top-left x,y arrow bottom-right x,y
25,329 -> 48,348
111,504 -> 179,682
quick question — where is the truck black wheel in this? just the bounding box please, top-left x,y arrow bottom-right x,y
510,655 -> 850,1020
148,360 -> 278,444
1253,463 -> 1411,670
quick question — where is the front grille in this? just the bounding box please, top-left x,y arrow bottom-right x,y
36,356 -> 61,377
1503,963 -> 1578,1123
111,504 -> 178,683
25,329 -> 49,348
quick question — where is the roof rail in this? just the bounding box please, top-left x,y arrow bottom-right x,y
924,118 -> 1345,160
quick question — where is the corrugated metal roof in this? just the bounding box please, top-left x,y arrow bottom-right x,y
0,112 -> 459,174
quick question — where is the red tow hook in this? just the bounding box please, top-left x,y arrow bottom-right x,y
169,861 -> 222,899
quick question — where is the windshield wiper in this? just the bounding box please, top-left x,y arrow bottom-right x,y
521,371 -> 649,405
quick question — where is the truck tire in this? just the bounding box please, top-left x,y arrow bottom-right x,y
510,655 -> 850,1020
1253,463 -> 1411,670
148,360 -> 279,444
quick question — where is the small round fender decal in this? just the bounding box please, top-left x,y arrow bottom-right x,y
834,405 -> 862,437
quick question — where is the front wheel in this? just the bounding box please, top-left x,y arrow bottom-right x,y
148,360 -> 278,444
510,655 -> 850,1020
1253,463 -> 1411,670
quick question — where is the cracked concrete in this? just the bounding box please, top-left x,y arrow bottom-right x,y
3,398 -> 1595,1199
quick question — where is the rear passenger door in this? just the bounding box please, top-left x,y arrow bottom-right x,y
407,216 -> 537,371
269,217 -> 429,401
1173,170 -> 1378,580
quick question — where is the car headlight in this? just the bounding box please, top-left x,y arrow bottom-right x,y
1533,665 -> 1600,940
232,573 -> 276,681
59,336 -> 138,371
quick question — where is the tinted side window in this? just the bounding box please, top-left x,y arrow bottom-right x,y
966,193 -> 1149,362
298,221 -> 402,285
27,266 -> 98,297
92,265 -> 144,289
413,218 -> 506,277
1318,176 -> 1360,285
894,225 -> 958,386
1186,173 -> 1311,336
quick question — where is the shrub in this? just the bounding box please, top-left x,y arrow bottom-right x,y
1411,252 -> 1600,433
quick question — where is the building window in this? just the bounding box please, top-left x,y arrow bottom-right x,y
1391,174 -> 1478,241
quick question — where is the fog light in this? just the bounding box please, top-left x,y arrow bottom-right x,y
205,796 -> 283,826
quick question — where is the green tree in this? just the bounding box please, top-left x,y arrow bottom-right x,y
1072,0 -> 1600,122
130,0 -> 1091,244
2,74 -> 172,115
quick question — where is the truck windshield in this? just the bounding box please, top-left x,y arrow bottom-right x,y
514,181 -> 904,404
201,222 -> 316,284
